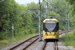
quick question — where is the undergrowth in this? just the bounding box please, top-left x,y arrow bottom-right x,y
0,33 -> 36,49
62,30 -> 75,47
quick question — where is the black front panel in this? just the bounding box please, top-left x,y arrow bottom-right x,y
43,23 -> 59,32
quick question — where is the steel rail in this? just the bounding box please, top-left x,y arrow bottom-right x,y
40,41 -> 47,50
9,35 -> 39,50
23,37 -> 39,50
9,30 -> 73,50
54,41 -> 58,50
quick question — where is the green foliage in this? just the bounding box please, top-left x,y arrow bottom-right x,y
0,0 -> 73,41
0,33 -> 36,49
0,0 -> 40,40
73,29 -> 75,35
13,39 -> 17,42
71,16 -> 75,27
66,0 -> 75,27
0,40 -> 8,44
65,41 -> 75,47
62,30 -> 75,47
45,0 -> 70,30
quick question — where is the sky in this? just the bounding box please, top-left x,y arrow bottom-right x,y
15,0 -> 42,4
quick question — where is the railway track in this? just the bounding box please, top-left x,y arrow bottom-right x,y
59,30 -> 73,35
8,30 -> 73,50
41,41 -> 58,50
41,41 -> 47,50
54,41 -> 58,50
9,35 -> 39,50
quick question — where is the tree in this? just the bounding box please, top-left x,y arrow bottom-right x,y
42,0 -> 70,30
66,0 -> 75,28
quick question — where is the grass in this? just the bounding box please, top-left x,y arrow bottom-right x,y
62,30 -> 75,47
15,33 -> 36,41
0,33 -> 36,49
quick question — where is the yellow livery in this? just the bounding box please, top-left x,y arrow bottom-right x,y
43,19 -> 59,40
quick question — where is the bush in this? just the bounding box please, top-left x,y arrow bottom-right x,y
0,40 -> 8,44
14,39 -> 17,42
62,32 -> 75,47
73,29 -> 75,35
62,35 -> 66,41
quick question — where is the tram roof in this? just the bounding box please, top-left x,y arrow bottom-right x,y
43,19 -> 59,23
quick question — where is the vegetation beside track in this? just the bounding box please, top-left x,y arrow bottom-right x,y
62,30 -> 75,47
0,33 -> 36,49
0,0 -> 75,49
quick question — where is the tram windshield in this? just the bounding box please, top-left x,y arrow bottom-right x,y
45,21 -> 56,32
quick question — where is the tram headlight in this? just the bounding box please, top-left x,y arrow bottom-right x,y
54,33 -> 56,35
46,32 -> 48,35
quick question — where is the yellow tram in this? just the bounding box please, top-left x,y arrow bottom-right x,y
43,19 -> 59,40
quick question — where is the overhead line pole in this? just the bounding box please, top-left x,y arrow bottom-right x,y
26,0 -> 52,41
68,14 -> 69,30
43,0 -> 48,19
26,0 -> 42,41
39,0 -> 42,41
46,5 -> 48,18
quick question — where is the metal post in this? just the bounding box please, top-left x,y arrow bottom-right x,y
43,0 -> 48,19
12,24 -> 14,42
39,0 -> 42,41
68,14 -> 69,30
66,24 -> 67,41
46,6 -> 47,18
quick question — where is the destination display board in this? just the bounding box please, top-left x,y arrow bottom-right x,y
46,21 -> 56,23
